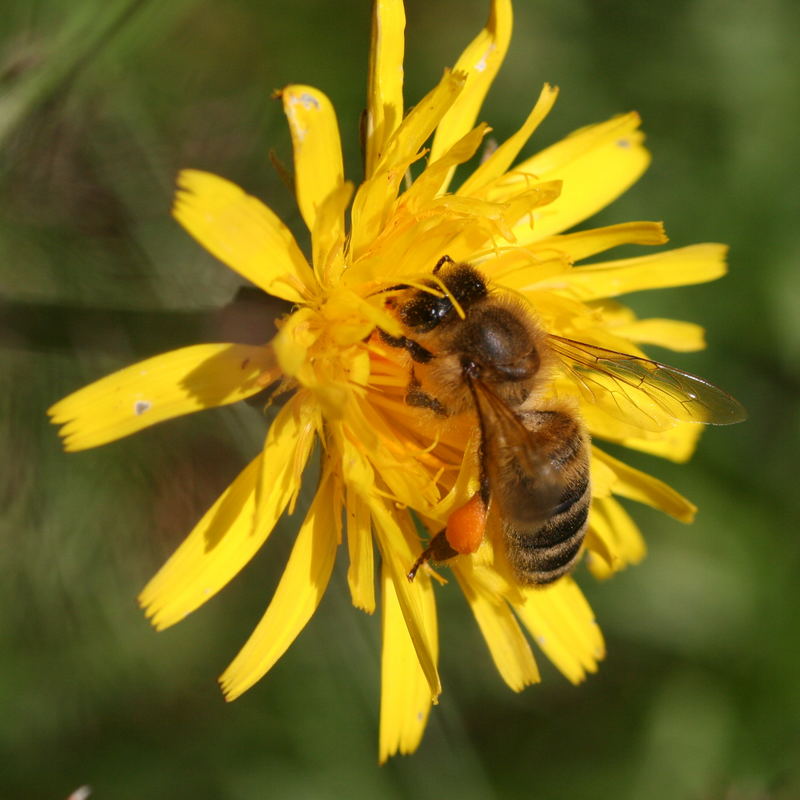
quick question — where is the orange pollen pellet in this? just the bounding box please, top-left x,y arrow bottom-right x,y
444,493 -> 488,555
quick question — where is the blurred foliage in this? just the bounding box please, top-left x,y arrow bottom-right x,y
1,0 -> 799,798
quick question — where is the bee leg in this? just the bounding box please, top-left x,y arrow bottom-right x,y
408,493 -> 489,580
405,371 -> 449,416
377,329 -> 434,364
406,388 -> 448,416
407,529 -> 458,581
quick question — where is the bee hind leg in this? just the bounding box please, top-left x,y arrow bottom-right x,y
408,492 -> 488,580
407,529 -> 458,581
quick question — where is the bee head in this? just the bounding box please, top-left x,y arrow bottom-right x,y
400,262 -> 487,332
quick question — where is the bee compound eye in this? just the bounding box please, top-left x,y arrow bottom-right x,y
401,293 -> 452,332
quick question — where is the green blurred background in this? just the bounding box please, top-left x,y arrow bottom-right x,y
2,0 -> 798,797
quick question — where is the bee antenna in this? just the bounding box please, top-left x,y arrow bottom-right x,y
433,254 -> 454,274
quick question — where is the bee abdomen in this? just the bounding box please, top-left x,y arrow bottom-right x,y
504,469 -> 591,586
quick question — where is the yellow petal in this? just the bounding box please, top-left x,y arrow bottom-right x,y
586,496 -> 646,579
366,0 -> 405,177
429,0 -> 513,189
491,113 -> 650,242
549,243 -> 728,301
514,577 -> 605,684
272,307 -> 318,381
616,423 -> 703,464
350,70 -> 466,258
454,561 -> 540,692
219,472 -> 340,701
49,343 -> 278,452
499,181 -> 564,236
482,249 -> 569,291
583,401 -> 704,464
173,170 -> 316,302
311,180 -> 354,285
611,318 -> 706,352
139,396 -> 314,630
379,561 -> 436,763
589,454 -> 617,499
349,146 -> 419,261
345,398 -> 440,510
583,521 -> 615,575
592,446 -> 697,522
346,485 -> 376,613
281,85 -> 345,247
377,69 -> 466,174
458,83 -> 559,197
533,221 -> 667,263
584,300 -> 706,354
371,500 -> 441,701
255,393 -> 317,525
139,456 -> 260,630
403,123 -> 490,211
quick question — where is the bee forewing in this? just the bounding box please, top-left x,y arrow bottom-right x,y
547,335 -> 746,430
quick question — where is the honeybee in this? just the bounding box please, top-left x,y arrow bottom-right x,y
379,256 -> 745,585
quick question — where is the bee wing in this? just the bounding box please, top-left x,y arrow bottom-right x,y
469,378 -> 563,520
547,334 -> 747,432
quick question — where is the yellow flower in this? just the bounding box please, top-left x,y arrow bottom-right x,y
48,0 -> 743,762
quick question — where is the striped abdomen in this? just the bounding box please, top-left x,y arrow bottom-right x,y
491,410 -> 591,585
